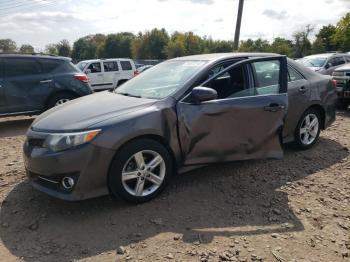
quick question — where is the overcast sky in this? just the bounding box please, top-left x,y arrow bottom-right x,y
0,0 -> 349,50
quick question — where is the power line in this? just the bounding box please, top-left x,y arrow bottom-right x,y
0,1 -> 59,17
0,0 -> 54,12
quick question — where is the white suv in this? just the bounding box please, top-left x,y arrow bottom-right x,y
76,58 -> 137,90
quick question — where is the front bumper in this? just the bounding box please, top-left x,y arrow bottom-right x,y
23,129 -> 115,201
333,76 -> 350,99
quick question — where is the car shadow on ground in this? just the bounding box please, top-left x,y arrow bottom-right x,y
0,137 -> 347,262
0,117 -> 34,138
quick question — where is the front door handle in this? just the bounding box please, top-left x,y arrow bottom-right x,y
40,79 -> 52,84
264,103 -> 285,112
299,86 -> 308,92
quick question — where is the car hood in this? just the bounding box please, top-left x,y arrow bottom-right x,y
31,91 -> 157,132
335,63 -> 350,72
309,67 -> 323,72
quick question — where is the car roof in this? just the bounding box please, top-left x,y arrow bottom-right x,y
302,53 -> 348,59
171,52 -> 280,62
335,63 -> 350,71
79,58 -> 133,63
0,54 -> 70,61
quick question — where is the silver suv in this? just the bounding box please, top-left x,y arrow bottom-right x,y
333,63 -> 350,109
299,53 -> 350,75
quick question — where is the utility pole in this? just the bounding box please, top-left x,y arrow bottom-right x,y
233,0 -> 244,51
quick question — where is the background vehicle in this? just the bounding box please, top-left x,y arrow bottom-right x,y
77,58 -> 137,90
135,65 -> 153,75
0,54 -> 92,117
298,53 -> 350,75
332,63 -> 350,109
24,53 -> 336,203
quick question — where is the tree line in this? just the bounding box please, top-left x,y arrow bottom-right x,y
0,13 -> 349,61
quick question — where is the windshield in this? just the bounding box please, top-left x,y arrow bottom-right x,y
115,60 -> 207,99
77,62 -> 88,71
300,57 -> 327,68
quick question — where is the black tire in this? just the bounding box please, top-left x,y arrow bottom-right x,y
337,99 -> 349,110
116,79 -> 128,87
108,139 -> 174,203
294,108 -> 321,150
47,92 -> 76,109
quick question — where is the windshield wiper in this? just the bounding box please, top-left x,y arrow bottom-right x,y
117,92 -> 141,98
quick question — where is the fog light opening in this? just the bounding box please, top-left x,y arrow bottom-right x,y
61,177 -> 75,190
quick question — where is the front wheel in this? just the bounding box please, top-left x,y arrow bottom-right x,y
294,108 -> 321,150
108,139 -> 174,203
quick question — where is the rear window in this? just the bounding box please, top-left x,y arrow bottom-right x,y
4,58 -> 41,77
104,61 -> 119,72
120,61 -> 133,71
38,58 -> 64,73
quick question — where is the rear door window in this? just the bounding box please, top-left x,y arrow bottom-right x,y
38,58 -> 64,73
288,65 -> 304,82
336,56 -> 346,66
104,61 -> 119,72
120,61 -> 132,71
87,62 -> 102,73
4,58 -> 41,77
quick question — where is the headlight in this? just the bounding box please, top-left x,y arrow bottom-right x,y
43,129 -> 101,152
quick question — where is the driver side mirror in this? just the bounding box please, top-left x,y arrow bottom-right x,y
85,69 -> 91,74
191,87 -> 218,103
325,63 -> 332,69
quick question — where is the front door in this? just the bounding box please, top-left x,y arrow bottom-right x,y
86,62 -> 104,90
3,57 -> 52,114
283,65 -> 311,141
177,56 -> 288,166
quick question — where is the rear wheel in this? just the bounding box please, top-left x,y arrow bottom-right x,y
294,108 -> 321,150
108,139 -> 174,203
47,93 -> 75,109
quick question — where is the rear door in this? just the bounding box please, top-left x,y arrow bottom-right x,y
177,56 -> 288,165
0,58 -> 6,114
103,61 -> 120,89
282,64 -> 311,140
119,60 -> 134,81
86,62 -> 104,90
3,57 -> 52,113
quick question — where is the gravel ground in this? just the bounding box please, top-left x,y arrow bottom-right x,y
0,113 -> 349,262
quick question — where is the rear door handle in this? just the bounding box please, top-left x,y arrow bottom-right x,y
40,79 -> 52,84
299,86 -> 308,92
264,103 -> 285,112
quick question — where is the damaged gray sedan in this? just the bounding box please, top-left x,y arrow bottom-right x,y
23,53 -> 337,203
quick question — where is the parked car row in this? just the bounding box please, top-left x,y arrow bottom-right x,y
297,52 -> 350,110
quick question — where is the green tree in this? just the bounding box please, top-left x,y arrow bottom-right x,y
71,36 -> 98,61
270,37 -> 294,56
164,39 -> 186,58
45,43 -> 58,55
132,28 -> 169,59
56,39 -> 71,57
315,25 -> 337,52
333,13 -> 350,52
102,33 -> 135,58
0,39 -> 17,52
19,44 -> 34,54
238,38 -> 270,52
293,25 -> 313,58
312,37 -> 325,54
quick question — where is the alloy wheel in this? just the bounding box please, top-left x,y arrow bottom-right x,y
121,150 -> 166,197
299,113 -> 319,145
55,98 -> 70,106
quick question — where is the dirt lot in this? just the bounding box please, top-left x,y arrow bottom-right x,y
0,113 -> 349,262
